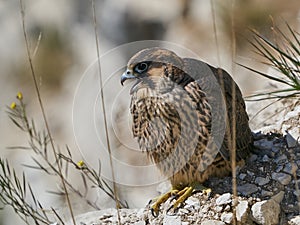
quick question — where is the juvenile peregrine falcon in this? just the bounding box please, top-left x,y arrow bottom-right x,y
121,47 -> 252,214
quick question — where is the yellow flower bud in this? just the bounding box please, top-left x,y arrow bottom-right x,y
17,92 -> 23,100
77,160 -> 85,168
10,102 -> 16,109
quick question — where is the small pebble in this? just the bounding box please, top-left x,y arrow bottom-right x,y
178,208 -> 190,214
248,154 -> 258,163
271,146 -> 281,153
163,215 -> 181,225
262,155 -> 270,162
275,154 -> 288,164
185,197 -> 200,209
236,200 -> 248,222
283,162 -> 297,175
255,177 -> 270,186
272,172 -> 292,185
134,222 -> 145,225
261,190 -> 273,198
201,220 -> 225,225
247,171 -> 254,177
221,212 -> 233,224
215,205 -> 223,212
290,215 -> 300,225
275,165 -> 283,173
286,132 -> 298,148
239,173 -> 246,180
237,183 -> 259,195
202,205 -> 209,213
254,139 -> 273,150
224,205 -> 231,212
216,193 -> 231,205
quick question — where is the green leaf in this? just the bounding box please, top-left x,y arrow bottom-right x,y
238,64 -> 291,86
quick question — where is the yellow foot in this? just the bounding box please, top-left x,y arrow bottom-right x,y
171,186 -> 193,210
193,182 -> 212,195
150,189 -> 179,216
150,183 -> 211,216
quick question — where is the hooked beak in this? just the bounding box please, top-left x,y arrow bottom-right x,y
121,69 -> 136,86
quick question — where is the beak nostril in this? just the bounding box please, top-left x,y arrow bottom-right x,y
121,70 -> 135,86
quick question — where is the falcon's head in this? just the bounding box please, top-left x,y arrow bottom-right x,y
121,48 -> 192,94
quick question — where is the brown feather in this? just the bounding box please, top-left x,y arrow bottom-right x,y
123,48 -> 253,188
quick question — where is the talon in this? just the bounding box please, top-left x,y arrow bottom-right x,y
169,191 -> 178,202
150,190 -> 173,216
151,207 -> 159,217
149,183 -> 212,215
166,204 -> 177,215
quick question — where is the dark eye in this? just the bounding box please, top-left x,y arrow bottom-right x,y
134,62 -> 148,74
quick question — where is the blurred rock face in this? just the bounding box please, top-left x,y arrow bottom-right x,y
217,0 -> 300,50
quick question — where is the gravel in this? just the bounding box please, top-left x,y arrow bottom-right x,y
65,131 -> 300,225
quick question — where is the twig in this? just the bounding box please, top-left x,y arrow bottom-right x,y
210,0 -> 221,67
230,1 -> 238,224
19,1 -> 76,224
90,1 -> 122,224
0,159 -> 52,225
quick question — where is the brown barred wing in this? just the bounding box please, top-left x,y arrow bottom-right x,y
183,58 -> 252,163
